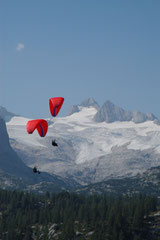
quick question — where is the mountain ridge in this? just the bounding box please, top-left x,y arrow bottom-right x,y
94,100 -> 158,123
67,98 -> 159,124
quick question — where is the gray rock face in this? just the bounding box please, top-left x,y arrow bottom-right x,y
0,118 -> 33,180
132,111 -> 146,123
67,98 -> 99,116
66,105 -> 80,116
0,118 -> 10,150
94,100 -> 158,123
80,98 -> 99,110
0,106 -> 16,122
94,101 -> 131,123
146,112 -> 157,121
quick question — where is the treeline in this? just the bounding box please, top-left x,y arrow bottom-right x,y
0,189 -> 158,240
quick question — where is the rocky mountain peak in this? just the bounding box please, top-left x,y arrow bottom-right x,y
80,98 -> 99,110
66,98 -> 99,116
94,100 -> 158,123
0,106 -> 16,122
94,100 -> 130,123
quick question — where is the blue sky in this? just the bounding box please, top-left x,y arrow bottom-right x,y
1,1 -> 160,119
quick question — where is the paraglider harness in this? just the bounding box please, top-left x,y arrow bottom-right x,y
33,166 -> 40,174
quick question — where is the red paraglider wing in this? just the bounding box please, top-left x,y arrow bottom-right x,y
49,97 -> 64,117
26,119 -> 48,137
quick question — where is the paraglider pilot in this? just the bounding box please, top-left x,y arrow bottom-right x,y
52,140 -> 58,147
33,166 -> 40,174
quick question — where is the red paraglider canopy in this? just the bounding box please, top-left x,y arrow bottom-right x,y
26,119 -> 48,137
49,97 -> 64,117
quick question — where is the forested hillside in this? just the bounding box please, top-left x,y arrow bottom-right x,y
0,190 -> 159,239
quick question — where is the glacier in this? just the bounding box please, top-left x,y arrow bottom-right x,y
5,101 -> 160,185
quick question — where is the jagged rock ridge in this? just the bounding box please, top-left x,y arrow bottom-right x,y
66,98 -> 99,116
67,98 -> 159,124
94,100 -> 158,123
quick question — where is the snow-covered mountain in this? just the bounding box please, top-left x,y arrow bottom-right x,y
4,99 -> 160,185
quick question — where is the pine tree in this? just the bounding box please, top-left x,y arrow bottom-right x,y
23,227 -> 33,240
